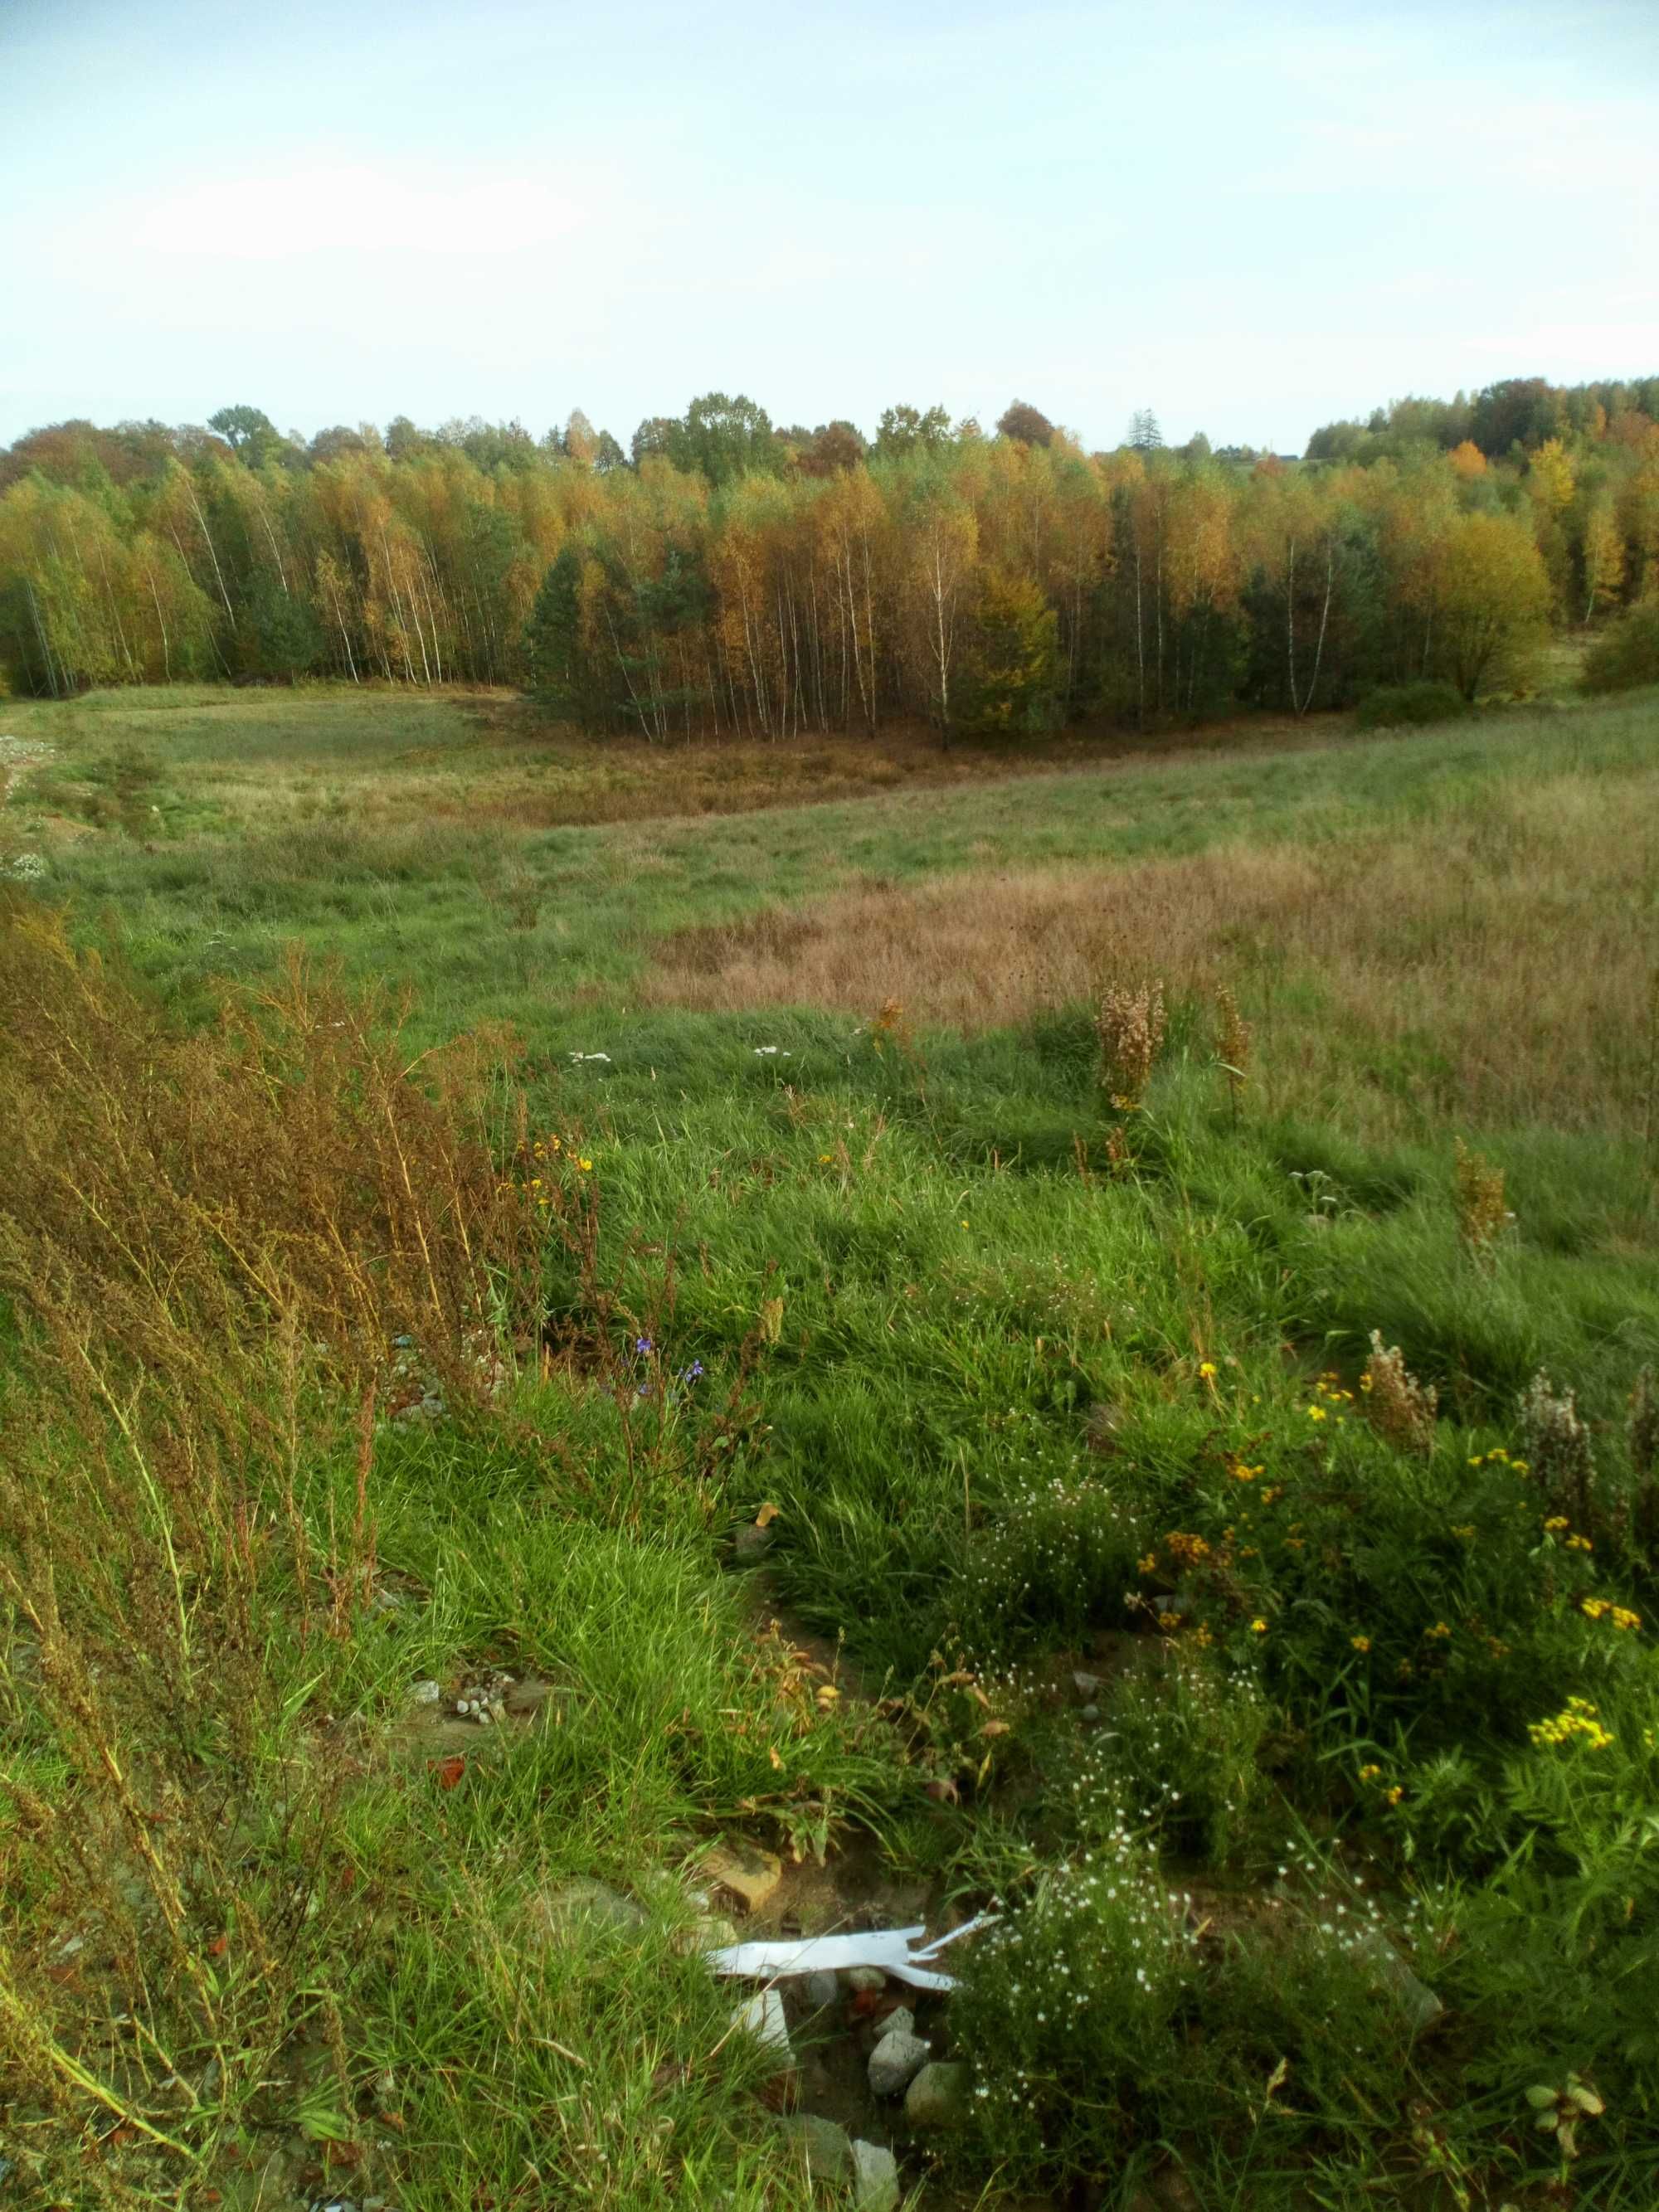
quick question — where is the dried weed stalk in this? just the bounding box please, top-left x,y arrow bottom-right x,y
1363,1333 -> 1439,1458
1096,980 -> 1167,1110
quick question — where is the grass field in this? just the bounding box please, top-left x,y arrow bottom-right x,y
3,683 -> 1659,2211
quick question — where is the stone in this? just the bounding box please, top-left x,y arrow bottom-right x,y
536,1879 -> 647,1937
904,2059 -> 970,2129
406,1680 -> 442,1707
802,1968 -> 840,2013
701,1838 -> 784,1913
778,2112 -> 854,2181
1073,1670 -> 1102,1697
1081,1703 -> 1102,1722
871,2005 -> 914,2043
850,2140 -> 900,2210
1352,1928 -> 1444,2033
845,1965 -> 886,1994
867,2027 -> 930,2098
732,1988 -> 792,2065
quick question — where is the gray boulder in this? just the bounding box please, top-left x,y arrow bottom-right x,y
868,2027 -> 930,2098
905,2059 -> 970,2128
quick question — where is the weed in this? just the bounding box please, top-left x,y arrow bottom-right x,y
1363,1330 -> 1440,1458
1096,979 -> 1166,1109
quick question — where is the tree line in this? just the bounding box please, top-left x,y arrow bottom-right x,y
2,378 -> 1656,735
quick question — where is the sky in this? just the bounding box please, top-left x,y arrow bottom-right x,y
3,0 -> 1657,455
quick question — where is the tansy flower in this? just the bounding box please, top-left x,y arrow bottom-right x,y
1358,1762 -> 1381,1782
1543,1515 -> 1569,1531
1199,1361 -> 1217,1379
1350,1635 -> 1371,1652
1384,1786 -> 1404,1806
1250,1617 -> 1268,1635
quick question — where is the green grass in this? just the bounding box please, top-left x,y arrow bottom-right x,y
5,683 -> 1659,2208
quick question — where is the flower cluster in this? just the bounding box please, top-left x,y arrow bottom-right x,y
1529,1697 -> 1615,1751
1580,1597 -> 1642,1631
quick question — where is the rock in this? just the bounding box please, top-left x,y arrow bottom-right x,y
905,2059 -> 970,2129
845,1965 -> 886,1994
1352,1928 -> 1444,2032
802,1968 -> 840,2012
733,1522 -> 776,1563
406,1680 -> 442,1707
1073,1670 -> 1102,1697
1148,2165 -> 1202,2212
702,1838 -> 784,1913
871,2005 -> 914,2043
732,1988 -> 792,2066
1081,1703 -> 1102,1722
868,2027 -> 930,2098
535,1879 -> 647,1938
850,2140 -> 900,2210
778,2112 -> 854,2180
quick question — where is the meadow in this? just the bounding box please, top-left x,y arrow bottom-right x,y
2,682 -> 1658,2212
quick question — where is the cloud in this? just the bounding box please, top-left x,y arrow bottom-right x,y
109,159 -> 602,263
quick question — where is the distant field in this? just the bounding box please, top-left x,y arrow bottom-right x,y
5,683 -> 1659,2210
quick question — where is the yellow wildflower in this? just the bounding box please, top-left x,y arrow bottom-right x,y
1350,1635 -> 1371,1652
1250,1617 -> 1268,1635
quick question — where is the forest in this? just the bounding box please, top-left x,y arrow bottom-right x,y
2,377 -> 1657,733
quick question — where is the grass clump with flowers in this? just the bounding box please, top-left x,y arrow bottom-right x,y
3,680 -> 1659,2208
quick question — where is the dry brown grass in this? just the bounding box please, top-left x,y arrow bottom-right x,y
0,903 -> 547,2188
643,775 -> 1657,1136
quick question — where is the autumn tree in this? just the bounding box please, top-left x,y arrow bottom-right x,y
1431,511 -> 1552,698
995,400 -> 1056,448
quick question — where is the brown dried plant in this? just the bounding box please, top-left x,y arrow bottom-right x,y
1627,1366 -> 1658,1558
1518,1371 -> 1597,1532
1363,1332 -> 1440,1458
1096,980 -> 1167,1110
1453,1138 -> 1512,1259
1214,984 -> 1253,1121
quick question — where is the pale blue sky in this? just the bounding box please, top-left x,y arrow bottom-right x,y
4,0 -> 1655,453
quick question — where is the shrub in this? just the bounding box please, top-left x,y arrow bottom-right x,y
1050,1654 -> 1272,1864
1583,602 -> 1659,695
955,1474 -> 1146,1651
1354,681 -> 1469,729
951,1840 -> 1190,2181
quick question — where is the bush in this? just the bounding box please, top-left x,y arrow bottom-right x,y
1583,602 -> 1659,695
1355,681 -> 1470,729
951,1840 -> 1190,2180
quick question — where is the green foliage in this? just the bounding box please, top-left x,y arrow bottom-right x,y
1583,601 -> 1659,694
241,574 -> 324,678
1355,679 -> 1470,727
960,566 -> 1061,735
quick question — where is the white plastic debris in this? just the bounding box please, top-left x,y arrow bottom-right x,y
706,1916 -> 992,1994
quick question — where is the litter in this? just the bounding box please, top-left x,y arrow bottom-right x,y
705,1916 -> 992,1994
